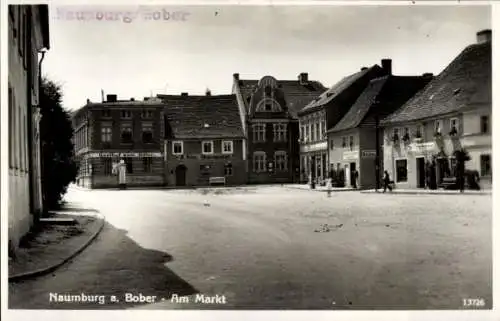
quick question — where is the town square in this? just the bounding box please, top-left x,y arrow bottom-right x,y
5,2 -> 493,315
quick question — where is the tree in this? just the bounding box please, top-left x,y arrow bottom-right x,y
40,78 -> 78,212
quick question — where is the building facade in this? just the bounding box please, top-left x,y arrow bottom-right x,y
160,94 -> 247,187
72,95 -> 165,189
381,30 -> 492,190
327,73 -> 432,189
232,73 -> 326,184
8,5 -> 50,252
297,61 -> 390,184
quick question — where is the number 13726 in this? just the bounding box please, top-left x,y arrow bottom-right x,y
463,298 -> 486,308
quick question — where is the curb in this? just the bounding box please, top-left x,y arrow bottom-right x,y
283,187 -> 357,193
360,190 -> 492,196
8,213 -> 106,282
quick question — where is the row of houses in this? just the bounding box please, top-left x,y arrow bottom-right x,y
71,29 -> 492,191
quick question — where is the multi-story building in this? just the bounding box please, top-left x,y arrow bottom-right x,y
297,61 -> 390,183
232,73 -> 326,184
72,94 -> 165,189
381,30 -> 492,190
160,93 -> 246,187
327,67 -> 433,189
8,5 -> 50,253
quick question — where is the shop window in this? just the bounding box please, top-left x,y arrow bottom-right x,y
143,157 -> 152,173
124,158 -> 133,174
480,116 -> 489,134
224,163 -> 233,176
395,159 -> 408,182
480,154 -> 491,177
103,159 -> 113,176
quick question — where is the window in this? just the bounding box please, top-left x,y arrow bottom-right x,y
253,152 -> 266,172
393,128 -> 400,141
141,110 -> 154,118
300,125 -> 304,141
121,124 -> 133,143
342,137 -> 347,148
222,141 -> 233,154
349,136 -> 354,150
103,159 -> 113,176
416,124 -> 424,138
265,103 -> 272,111
172,141 -> 183,155
101,126 -> 112,143
121,110 -> 132,118
307,124 -> 312,142
202,141 -> 214,154
102,110 -> 111,118
224,163 -> 233,176
402,127 -> 410,141
253,123 -> 266,142
395,159 -> 408,182
434,120 -> 442,134
449,118 -> 459,136
312,123 -> 317,141
273,123 -> 287,142
264,85 -> 272,96
316,122 -> 321,141
124,158 -> 133,174
329,139 -> 334,150
142,123 -> 153,143
480,154 -> 491,176
480,116 -> 489,134
143,157 -> 152,173
275,151 -> 288,171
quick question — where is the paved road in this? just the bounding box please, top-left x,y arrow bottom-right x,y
9,186 -> 492,310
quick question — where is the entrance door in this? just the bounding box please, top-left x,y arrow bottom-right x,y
175,165 -> 187,186
350,162 -> 356,187
436,158 -> 447,185
344,164 -> 350,186
416,157 -> 425,188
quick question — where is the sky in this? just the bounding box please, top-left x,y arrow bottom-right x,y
43,4 -> 491,111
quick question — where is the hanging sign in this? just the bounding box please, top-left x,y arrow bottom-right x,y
87,152 -> 162,158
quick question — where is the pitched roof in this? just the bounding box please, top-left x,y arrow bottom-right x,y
299,65 -> 381,115
329,75 -> 432,133
158,94 -> 244,139
237,79 -> 327,118
382,42 -> 491,125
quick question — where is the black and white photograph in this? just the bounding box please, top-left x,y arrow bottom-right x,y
2,0 -> 495,318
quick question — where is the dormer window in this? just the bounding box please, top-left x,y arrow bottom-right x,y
264,85 -> 272,96
265,103 -> 272,111
415,124 -> 423,139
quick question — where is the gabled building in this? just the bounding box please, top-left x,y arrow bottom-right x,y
8,5 -> 50,253
297,61 -> 390,183
381,30 -> 492,190
72,95 -> 165,189
160,93 -> 246,187
232,73 -> 327,184
327,71 -> 433,189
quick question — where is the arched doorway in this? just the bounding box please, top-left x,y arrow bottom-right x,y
175,165 -> 187,186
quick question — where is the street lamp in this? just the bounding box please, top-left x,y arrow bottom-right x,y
310,155 -> 316,189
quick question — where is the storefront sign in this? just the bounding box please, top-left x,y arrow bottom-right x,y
408,142 -> 437,154
200,154 -> 231,159
301,141 -> 328,153
361,150 -> 376,158
342,151 -> 359,160
87,152 -> 162,158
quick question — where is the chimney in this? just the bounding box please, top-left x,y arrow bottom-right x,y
298,72 -> 309,85
106,94 -> 117,102
422,73 -> 434,78
205,89 -> 212,96
144,97 -> 150,101
476,29 -> 492,44
361,67 -> 368,71
130,98 -> 135,101
86,98 -> 90,105
381,59 -> 392,75
181,92 -> 188,97
233,73 -> 239,81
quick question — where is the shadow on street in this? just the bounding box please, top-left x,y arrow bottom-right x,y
9,221 -> 199,309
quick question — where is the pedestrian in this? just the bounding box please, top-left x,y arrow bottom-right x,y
353,170 -> 359,188
383,170 -> 392,193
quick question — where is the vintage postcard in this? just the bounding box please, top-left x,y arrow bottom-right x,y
2,1 -> 496,320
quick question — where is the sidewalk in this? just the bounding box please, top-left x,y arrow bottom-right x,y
282,184 -> 357,192
9,204 -> 105,282
361,188 -> 492,195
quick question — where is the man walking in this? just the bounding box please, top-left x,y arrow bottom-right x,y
383,170 -> 392,193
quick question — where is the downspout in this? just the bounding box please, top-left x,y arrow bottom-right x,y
39,50 -> 46,212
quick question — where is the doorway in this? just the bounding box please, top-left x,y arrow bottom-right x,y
175,165 -> 187,186
436,158 -> 447,185
416,157 -> 425,188
350,162 -> 357,187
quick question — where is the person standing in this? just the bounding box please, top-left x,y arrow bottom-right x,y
383,170 -> 392,193
113,159 -> 127,190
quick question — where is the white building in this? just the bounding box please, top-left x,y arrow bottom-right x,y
8,5 -> 50,253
